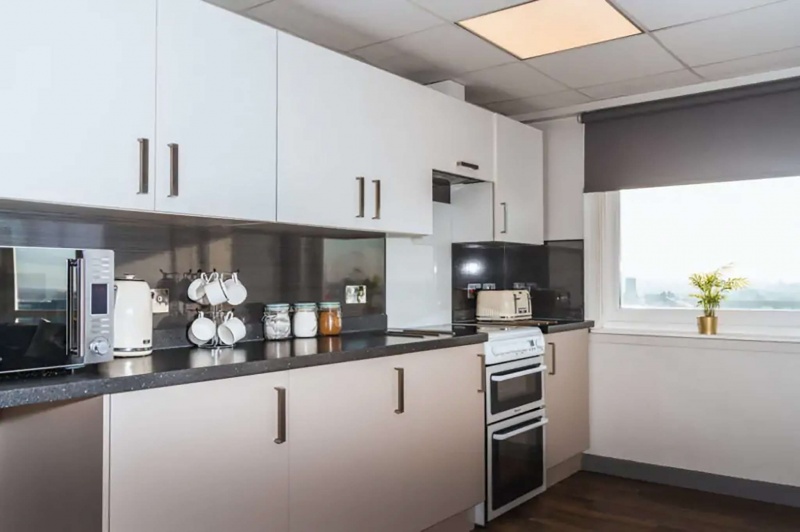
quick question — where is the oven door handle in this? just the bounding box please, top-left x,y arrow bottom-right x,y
492,418 -> 549,441
490,365 -> 547,382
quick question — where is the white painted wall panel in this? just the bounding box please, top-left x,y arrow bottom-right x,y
589,333 -> 800,487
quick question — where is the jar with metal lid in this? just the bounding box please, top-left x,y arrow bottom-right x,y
318,302 -> 342,336
263,303 -> 291,340
292,303 -> 318,338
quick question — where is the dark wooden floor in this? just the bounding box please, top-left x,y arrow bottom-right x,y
487,472 -> 800,531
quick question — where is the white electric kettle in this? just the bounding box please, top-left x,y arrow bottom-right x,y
113,274 -> 153,357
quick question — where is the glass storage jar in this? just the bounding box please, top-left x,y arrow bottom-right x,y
263,303 -> 292,340
318,302 -> 342,336
292,303 -> 318,338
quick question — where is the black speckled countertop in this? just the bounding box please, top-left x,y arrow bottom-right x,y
0,329 -> 487,409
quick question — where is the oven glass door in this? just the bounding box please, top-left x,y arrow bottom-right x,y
489,410 -> 547,520
487,356 -> 545,423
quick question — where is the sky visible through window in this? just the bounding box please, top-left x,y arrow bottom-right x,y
620,176 -> 800,310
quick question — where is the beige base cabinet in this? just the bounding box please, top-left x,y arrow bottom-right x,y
107,373 -> 289,532
288,346 -> 484,532
545,329 -> 590,473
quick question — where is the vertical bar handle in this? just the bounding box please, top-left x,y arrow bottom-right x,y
356,177 -> 365,218
394,367 -> 405,414
66,259 -> 78,355
168,143 -> 179,197
137,138 -> 149,194
501,202 -> 508,234
372,179 -> 381,220
274,386 -> 287,444
478,354 -> 486,394
548,342 -> 556,376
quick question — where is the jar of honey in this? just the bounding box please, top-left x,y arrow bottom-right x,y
318,302 -> 342,336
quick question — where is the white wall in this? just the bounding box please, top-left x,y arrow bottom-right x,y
534,117 -> 584,241
589,332 -> 800,487
385,203 -> 452,328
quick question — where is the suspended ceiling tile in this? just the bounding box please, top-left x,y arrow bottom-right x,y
611,0 -> 782,31
408,0 -> 531,22
526,34 -> 684,88
484,91 -> 592,115
654,1 -> 800,67
457,63 -> 568,104
694,46 -> 800,80
580,69 -> 702,99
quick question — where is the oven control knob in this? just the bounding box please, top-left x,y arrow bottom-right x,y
90,338 -> 111,356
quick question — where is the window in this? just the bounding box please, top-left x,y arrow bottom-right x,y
619,177 -> 800,312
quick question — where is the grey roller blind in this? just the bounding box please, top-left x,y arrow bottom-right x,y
582,77 -> 800,193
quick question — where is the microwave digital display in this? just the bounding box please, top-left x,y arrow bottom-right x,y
91,283 -> 108,315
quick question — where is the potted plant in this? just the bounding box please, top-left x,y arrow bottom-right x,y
688,267 -> 748,335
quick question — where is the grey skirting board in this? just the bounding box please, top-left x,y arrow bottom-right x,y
0,331 -> 487,409
583,454 -> 800,508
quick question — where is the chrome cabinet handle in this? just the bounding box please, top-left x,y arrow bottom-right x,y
501,202 -> 508,234
478,354 -> 485,394
548,342 -> 556,376
168,143 -> 179,197
356,177 -> 365,218
274,387 -> 286,444
457,161 -> 479,171
372,179 -> 381,220
137,138 -> 149,194
394,367 -> 405,414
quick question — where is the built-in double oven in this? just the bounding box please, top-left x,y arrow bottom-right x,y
475,327 -> 548,526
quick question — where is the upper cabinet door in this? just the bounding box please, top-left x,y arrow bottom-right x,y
429,92 -> 494,182
494,115 -> 544,245
277,33 -> 432,235
0,0 -> 157,211
155,0 -> 277,221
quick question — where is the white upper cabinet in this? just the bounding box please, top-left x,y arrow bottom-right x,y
494,115 -> 544,245
154,0 -> 278,221
452,115 -> 544,244
277,33 -> 432,235
429,92 -> 495,183
0,0 -> 157,211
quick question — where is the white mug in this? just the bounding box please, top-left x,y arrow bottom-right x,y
203,272 -> 229,306
224,272 -> 248,306
190,311 -> 216,343
187,273 -> 209,303
218,311 -> 246,346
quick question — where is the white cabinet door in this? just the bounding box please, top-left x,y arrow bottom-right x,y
545,330 -> 590,470
277,33 -> 432,235
0,0 -> 157,211
109,373 -> 289,532
429,92 -> 494,183
403,346 -> 485,531
288,356 -> 410,532
494,115 -> 544,245
155,0 -> 277,221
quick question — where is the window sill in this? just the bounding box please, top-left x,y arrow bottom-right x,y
592,325 -> 800,346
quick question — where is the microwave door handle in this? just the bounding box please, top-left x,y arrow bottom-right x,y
493,418 -> 549,441
66,259 -> 77,354
490,366 -> 547,382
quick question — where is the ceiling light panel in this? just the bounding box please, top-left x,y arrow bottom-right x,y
458,0 -> 642,60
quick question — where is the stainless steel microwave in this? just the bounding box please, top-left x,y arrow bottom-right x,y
0,247 -> 114,373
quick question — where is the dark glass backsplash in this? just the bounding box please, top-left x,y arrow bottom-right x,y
452,240 -> 584,321
0,206 -> 385,348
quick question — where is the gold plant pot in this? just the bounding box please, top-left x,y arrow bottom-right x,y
697,316 -> 718,335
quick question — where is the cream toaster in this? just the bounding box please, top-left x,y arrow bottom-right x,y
476,290 -> 532,321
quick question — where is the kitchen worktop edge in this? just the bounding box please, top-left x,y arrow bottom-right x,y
0,332 -> 487,409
